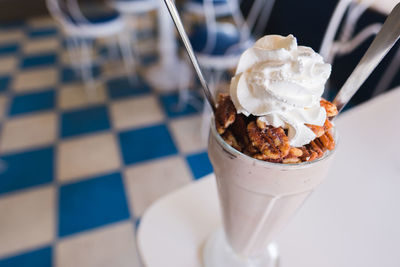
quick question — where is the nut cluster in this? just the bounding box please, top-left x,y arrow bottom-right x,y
215,94 -> 338,163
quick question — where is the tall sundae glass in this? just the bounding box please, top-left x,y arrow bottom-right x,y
203,35 -> 338,267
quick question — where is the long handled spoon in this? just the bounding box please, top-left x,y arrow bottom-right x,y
333,3 -> 400,114
163,0 -> 216,112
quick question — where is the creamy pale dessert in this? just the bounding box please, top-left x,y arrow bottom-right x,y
205,34 -> 338,262
215,34 -> 338,164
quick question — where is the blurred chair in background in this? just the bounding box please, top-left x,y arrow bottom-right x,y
144,1 -> 193,101
320,0 -> 380,64
373,44 -> 400,97
185,0 -> 275,139
185,0 -> 274,97
319,0 -> 398,100
46,0 -> 136,99
110,0 -> 159,62
111,0 -> 158,14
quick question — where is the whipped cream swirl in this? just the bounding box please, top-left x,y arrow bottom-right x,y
230,34 -> 331,147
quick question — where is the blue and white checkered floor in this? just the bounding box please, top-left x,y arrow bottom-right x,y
0,16 -> 212,266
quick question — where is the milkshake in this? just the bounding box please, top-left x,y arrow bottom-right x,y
204,35 -> 337,266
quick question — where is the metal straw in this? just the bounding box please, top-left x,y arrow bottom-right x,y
333,3 -> 400,114
163,0 -> 216,112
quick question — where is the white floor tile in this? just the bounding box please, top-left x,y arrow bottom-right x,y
0,112 -> 57,153
169,114 -> 208,154
57,133 -> 121,182
0,186 -> 55,258
124,156 -> 192,216
13,68 -> 58,92
56,221 -> 140,267
0,30 -> 24,43
110,95 -> 164,130
58,83 -> 106,110
0,56 -> 17,74
0,95 -> 7,120
23,38 -> 59,54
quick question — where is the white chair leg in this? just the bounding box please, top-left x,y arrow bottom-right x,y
107,37 -> 120,61
127,16 -> 141,64
319,0 -> 352,60
79,38 -> 97,101
118,32 -> 137,84
66,36 -> 81,75
175,62 -> 199,112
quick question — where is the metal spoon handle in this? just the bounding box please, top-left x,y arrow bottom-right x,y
333,3 -> 400,114
163,0 -> 216,112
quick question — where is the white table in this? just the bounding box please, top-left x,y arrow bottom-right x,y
138,88 -> 400,267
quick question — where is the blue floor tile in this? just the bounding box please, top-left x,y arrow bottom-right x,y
61,65 -> 101,83
186,151 -> 213,180
21,53 -> 57,69
106,76 -> 150,99
159,93 -> 200,118
0,246 -> 51,267
28,27 -> 58,38
58,172 -> 130,237
0,147 -> 54,195
0,43 -> 19,56
0,76 -> 11,93
61,105 -> 110,138
119,124 -> 177,165
9,90 -> 55,116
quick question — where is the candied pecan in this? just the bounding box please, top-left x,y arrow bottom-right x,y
323,119 -> 333,131
308,150 -> 319,161
243,143 -> 259,155
215,94 -> 236,134
310,140 -> 324,158
315,138 -> 327,152
283,157 -> 301,164
222,130 -> 242,152
319,131 -> 335,150
320,99 -> 338,117
302,145 -> 319,162
282,148 -> 303,164
256,118 -> 267,130
230,114 -> 249,146
288,147 -> 303,157
305,123 -> 325,138
253,153 -> 282,163
299,146 -> 311,162
247,122 -> 290,160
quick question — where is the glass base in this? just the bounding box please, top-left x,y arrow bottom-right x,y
203,228 -> 279,267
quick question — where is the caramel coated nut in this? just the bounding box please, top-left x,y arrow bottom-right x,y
231,114 -> 249,146
288,147 -> 303,157
215,94 -> 236,134
319,131 -> 335,150
247,122 -> 290,160
283,157 -> 301,164
215,94 -> 336,163
323,119 -> 333,131
321,99 -> 338,117
256,118 -> 267,130
306,123 -> 325,138
222,130 -> 242,152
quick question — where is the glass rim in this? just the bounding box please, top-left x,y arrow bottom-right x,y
209,117 -> 338,170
